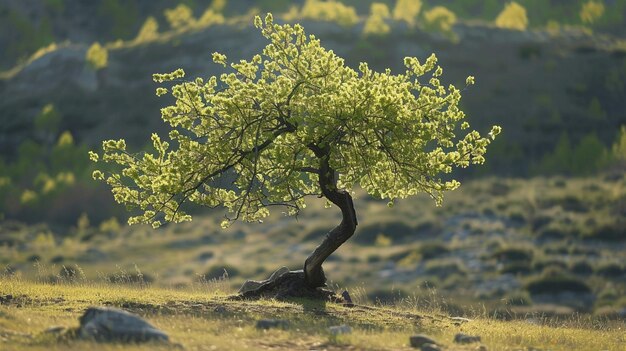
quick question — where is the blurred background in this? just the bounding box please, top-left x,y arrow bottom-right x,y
0,0 -> 625,319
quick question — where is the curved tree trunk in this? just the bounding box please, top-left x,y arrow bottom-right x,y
304,145 -> 358,288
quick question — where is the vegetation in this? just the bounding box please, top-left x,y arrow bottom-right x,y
85,42 -> 108,70
1,277 -> 624,350
392,0 -> 422,26
299,0 -> 359,27
363,3 -> 391,36
495,1 -> 528,31
580,1 -> 605,24
423,6 -> 457,35
92,13 -> 499,292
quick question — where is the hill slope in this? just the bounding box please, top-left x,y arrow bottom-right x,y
0,277 -> 624,350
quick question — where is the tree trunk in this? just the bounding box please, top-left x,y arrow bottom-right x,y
303,145 -> 358,288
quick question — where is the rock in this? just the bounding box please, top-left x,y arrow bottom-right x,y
328,325 -> 352,335
78,306 -> 169,343
454,333 -> 481,344
43,326 -> 68,335
421,343 -> 441,351
239,266 -> 290,294
255,319 -> 289,330
0,294 -> 13,304
410,334 -> 438,348
450,316 -> 472,323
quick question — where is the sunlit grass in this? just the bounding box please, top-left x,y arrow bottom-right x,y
0,276 -> 624,350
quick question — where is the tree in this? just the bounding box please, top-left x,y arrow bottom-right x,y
91,14 -> 500,298
495,2 -> 528,31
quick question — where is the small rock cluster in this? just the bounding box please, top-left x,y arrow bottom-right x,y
410,332 -> 483,350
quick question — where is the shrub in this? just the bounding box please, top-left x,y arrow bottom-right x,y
392,0 -> 422,26
424,259 -> 467,277
492,247 -> 534,263
300,0 -> 358,27
135,16 -> 159,43
363,3 -> 391,37
197,8 -> 225,28
580,1 -> 605,24
569,260 -> 593,275
595,263 -> 625,278
526,272 -> 591,295
423,6 -> 457,34
85,42 -> 108,70
164,4 -> 195,29
495,2 -> 528,31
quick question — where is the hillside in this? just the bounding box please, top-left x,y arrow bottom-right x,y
1,277 -> 624,350
1,16 -> 626,176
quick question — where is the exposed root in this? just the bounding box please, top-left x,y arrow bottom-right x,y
231,270 -> 343,302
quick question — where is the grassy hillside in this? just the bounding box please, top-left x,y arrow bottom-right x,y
2,176 -> 625,320
0,277 -> 624,350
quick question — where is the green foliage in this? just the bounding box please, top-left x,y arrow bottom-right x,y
300,0 -> 359,27
611,126 -> 626,163
134,16 -> 159,43
197,7 -> 225,28
423,6 -> 457,35
164,4 -> 196,29
93,14 -> 500,229
536,132 -> 609,175
580,1 -> 605,24
85,42 -> 108,70
393,0 -> 422,26
363,3 -> 391,37
495,2 -> 528,31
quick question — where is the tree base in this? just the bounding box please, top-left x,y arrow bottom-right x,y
232,269 -> 342,302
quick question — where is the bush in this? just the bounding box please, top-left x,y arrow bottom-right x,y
580,1 -> 605,24
363,3 -> 391,37
392,0 -> 422,26
595,263 -> 625,278
569,260 -> 593,275
164,4 -> 195,29
526,272 -> 592,295
85,42 -> 108,70
495,2 -> 528,31
423,6 -> 457,34
134,16 -> 159,43
300,0 -> 358,27
492,247 -> 534,263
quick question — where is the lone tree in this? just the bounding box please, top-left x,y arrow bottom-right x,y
91,14 -> 500,299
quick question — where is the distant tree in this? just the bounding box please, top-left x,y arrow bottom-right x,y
612,126 -> 626,163
86,42 -> 108,70
423,6 -> 457,35
580,1 -> 605,24
92,14 -> 500,298
164,4 -> 195,30
495,2 -> 528,31
300,0 -> 358,27
363,3 -> 391,36
135,17 -> 159,43
393,0 -> 422,26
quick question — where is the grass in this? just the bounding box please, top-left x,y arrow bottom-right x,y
0,277 -> 624,351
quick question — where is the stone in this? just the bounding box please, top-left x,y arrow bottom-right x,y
328,324 -> 352,335
421,343 -> 441,351
410,334 -> 438,348
454,333 -> 481,344
239,266 -> 290,294
450,316 -> 472,323
78,306 -> 169,343
255,319 -> 289,330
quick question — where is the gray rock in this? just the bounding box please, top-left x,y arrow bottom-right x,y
410,334 -> 437,348
328,324 -> 352,335
238,266 -> 290,294
255,319 -> 289,330
78,306 -> 169,343
43,326 -> 68,335
454,333 -> 481,344
421,343 -> 441,351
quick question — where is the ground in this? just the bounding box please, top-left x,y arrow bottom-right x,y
0,278 -> 624,350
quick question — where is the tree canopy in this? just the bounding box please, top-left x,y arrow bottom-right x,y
91,14 -> 500,229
